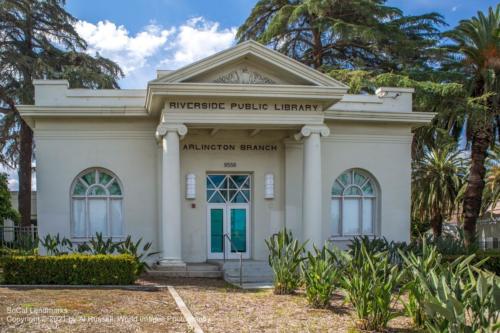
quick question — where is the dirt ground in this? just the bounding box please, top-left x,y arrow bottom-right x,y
0,278 -> 419,333
0,287 -> 188,333
145,277 -> 418,333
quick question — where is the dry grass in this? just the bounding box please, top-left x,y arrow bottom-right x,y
0,278 -> 421,333
0,287 -> 189,332
144,277 -> 419,333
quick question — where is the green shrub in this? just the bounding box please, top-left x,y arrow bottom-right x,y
301,246 -> 341,308
479,252 -> 500,275
0,247 -> 36,257
38,233 -> 158,275
348,236 -> 411,266
343,240 -> 403,331
3,254 -> 138,285
442,252 -> 500,275
401,239 -> 500,332
399,238 -> 442,327
117,236 -> 159,275
266,229 -> 306,295
417,258 -> 499,332
39,234 -> 73,255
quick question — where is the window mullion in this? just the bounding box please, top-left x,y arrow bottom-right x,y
85,197 -> 90,238
359,196 -> 363,235
107,197 -> 111,238
340,197 -> 343,236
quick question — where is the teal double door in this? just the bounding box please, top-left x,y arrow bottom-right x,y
207,174 -> 251,259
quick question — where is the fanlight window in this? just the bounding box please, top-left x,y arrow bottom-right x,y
71,168 -> 123,238
331,169 -> 377,237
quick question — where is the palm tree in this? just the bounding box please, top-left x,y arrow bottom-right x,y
237,0 -> 445,72
445,5 -> 500,245
482,147 -> 500,217
412,145 -> 467,237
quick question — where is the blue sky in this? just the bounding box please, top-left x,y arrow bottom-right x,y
3,0 -> 499,189
64,0 -> 499,89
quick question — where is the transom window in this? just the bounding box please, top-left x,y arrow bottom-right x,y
331,169 -> 377,237
71,168 -> 123,238
206,175 -> 251,203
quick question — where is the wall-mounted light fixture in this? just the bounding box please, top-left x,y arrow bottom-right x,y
264,173 -> 274,199
186,173 -> 196,199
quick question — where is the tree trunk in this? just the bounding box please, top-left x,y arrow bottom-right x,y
18,119 -> 33,227
18,2 -> 35,227
462,127 -> 492,246
311,26 -> 323,70
430,212 -> 443,238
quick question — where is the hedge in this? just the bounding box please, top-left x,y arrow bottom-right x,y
3,254 -> 138,285
0,248 -> 35,257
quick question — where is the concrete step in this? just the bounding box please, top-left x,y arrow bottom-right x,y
222,261 -> 274,284
152,263 -> 221,272
224,274 -> 273,284
224,267 -> 272,274
148,263 -> 222,278
147,270 -> 222,278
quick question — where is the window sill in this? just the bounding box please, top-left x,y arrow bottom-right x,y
328,235 -> 376,241
70,236 -> 126,242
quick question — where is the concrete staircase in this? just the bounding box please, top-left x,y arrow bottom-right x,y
218,260 -> 274,285
147,263 -> 222,278
146,260 -> 274,288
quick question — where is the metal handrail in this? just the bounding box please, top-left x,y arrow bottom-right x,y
222,233 -> 243,286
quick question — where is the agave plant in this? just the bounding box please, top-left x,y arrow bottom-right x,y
399,238 -> 442,327
265,229 -> 306,295
117,236 -> 159,275
39,233 -> 72,255
343,240 -> 404,331
86,232 -> 121,254
417,258 -> 498,332
301,245 -> 340,308
348,236 -> 410,266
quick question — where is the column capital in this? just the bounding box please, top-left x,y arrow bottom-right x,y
155,123 -> 188,140
294,125 -> 330,141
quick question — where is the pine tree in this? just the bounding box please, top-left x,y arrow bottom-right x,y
0,0 -> 123,226
237,0 -> 445,72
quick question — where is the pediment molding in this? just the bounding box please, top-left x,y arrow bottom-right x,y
149,40 -> 348,88
213,67 -> 276,84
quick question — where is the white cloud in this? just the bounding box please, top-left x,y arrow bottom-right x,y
74,17 -> 237,88
8,177 -> 18,191
161,17 -> 236,69
75,20 -> 175,75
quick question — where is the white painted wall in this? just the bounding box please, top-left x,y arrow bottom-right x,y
32,118 -> 413,259
179,129 -> 286,262
34,118 -> 159,254
322,121 -> 413,246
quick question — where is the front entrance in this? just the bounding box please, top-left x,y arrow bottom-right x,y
207,174 -> 251,259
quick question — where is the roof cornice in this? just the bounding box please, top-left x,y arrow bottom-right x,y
150,41 -> 348,88
17,105 -> 148,117
324,110 -> 436,125
145,82 -> 345,114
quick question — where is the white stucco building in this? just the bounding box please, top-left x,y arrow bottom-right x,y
19,41 -> 434,267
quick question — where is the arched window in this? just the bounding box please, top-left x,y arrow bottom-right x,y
331,169 -> 377,237
71,168 -> 123,238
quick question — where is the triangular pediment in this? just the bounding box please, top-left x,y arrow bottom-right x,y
150,40 -> 348,88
